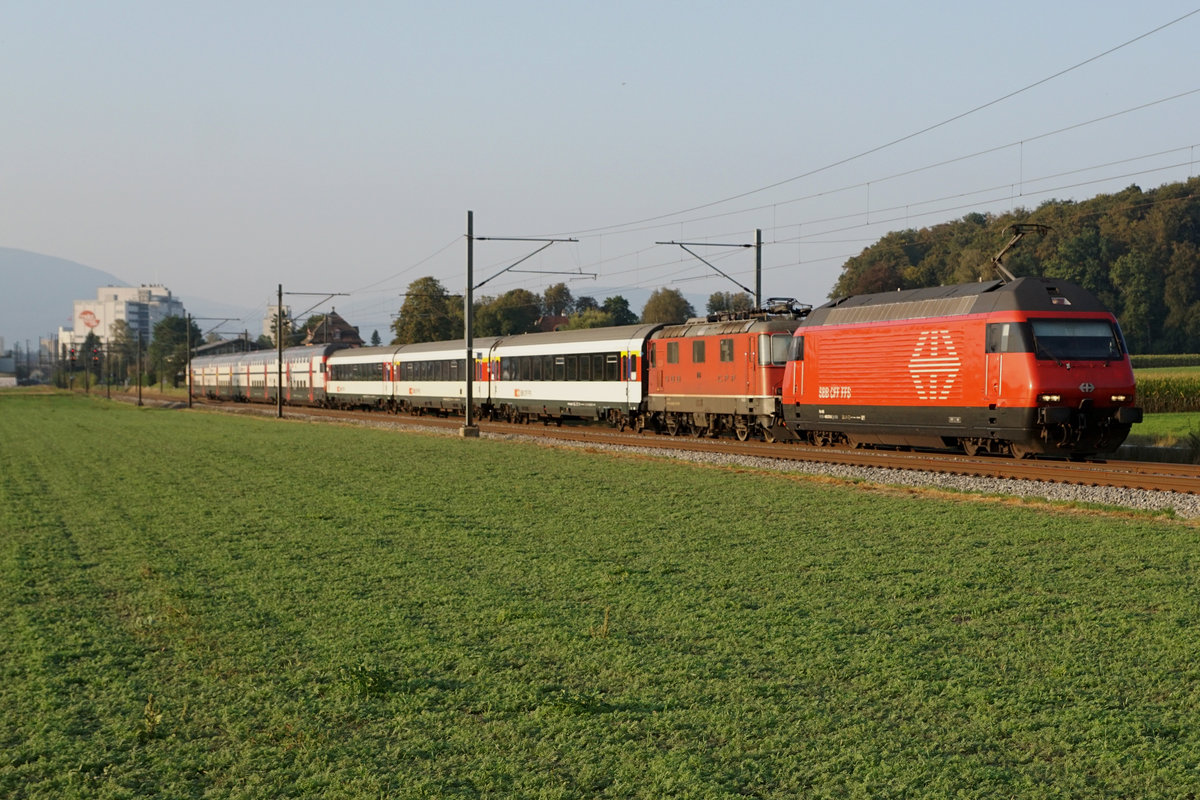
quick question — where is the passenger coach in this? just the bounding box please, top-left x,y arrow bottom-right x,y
191,343 -> 347,405
490,325 -> 661,427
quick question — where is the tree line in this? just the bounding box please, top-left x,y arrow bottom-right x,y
388,279 -> 756,344
58,315 -> 203,389
831,177 -> 1200,354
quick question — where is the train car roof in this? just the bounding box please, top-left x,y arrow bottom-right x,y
651,317 -> 802,339
804,277 -> 1111,328
397,337 -> 501,355
327,344 -> 403,361
282,343 -> 352,357
492,323 -> 663,348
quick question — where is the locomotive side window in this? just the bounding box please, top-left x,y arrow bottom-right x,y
1030,319 -> 1123,361
777,335 -> 806,364
773,334 -> 792,365
719,338 -> 734,362
986,322 -> 1034,354
762,334 -> 795,365
692,340 -> 706,363
667,342 -> 679,364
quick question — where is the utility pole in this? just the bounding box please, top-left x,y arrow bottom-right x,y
656,229 -> 764,309
462,210 -> 583,437
136,332 -> 143,407
755,228 -> 763,310
277,284 -> 284,418
276,285 -> 348,419
187,313 -> 193,408
188,315 -> 234,409
464,211 -> 475,436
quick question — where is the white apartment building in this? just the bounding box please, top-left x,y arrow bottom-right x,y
58,285 -> 186,350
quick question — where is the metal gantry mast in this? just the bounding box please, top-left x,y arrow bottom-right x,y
276,285 -> 348,418
462,210 -> 585,436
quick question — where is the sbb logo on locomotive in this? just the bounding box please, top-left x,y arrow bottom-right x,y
908,330 -> 961,401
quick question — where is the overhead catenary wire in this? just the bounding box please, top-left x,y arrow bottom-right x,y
541,8 -> 1200,240
301,11 -> 1200,326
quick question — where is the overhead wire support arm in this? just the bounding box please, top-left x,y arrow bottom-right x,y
656,229 -> 763,306
285,291 -> 351,320
473,236 -> 580,290
274,286 -> 350,419
463,212 -> 579,437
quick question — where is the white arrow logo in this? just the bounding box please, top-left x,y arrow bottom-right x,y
908,330 -> 961,401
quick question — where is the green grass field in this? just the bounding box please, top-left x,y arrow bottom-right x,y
3,393 -> 1200,798
1124,411 -> 1200,448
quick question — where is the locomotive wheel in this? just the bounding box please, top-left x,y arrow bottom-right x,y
761,425 -> 777,443
734,422 -> 750,441
1009,443 -> 1032,459
666,417 -> 680,436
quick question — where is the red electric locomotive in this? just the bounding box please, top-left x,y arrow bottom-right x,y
782,276 -> 1143,458
645,300 -> 810,440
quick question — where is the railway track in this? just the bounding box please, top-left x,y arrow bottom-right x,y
192,399 -> 1200,497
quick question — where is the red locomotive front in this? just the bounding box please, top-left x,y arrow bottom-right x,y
782,277 -> 1142,457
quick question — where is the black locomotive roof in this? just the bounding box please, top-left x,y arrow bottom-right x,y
804,277 -> 1110,328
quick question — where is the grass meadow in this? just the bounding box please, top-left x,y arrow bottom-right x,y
3,393 -> 1200,798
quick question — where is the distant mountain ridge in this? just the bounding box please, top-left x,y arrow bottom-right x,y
0,247 -> 130,349
0,246 -> 257,352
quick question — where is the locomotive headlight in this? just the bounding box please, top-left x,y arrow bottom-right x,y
1038,393 -> 1062,403
1111,394 -> 1128,403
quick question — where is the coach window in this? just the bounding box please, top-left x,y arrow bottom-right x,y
566,355 -> 578,380
667,341 -> 679,364
605,354 -> 619,381
554,356 -> 566,381
592,354 -> 605,380
692,340 -> 706,364
719,338 -> 734,362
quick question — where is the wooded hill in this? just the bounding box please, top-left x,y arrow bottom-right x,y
832,177 -> 1200,354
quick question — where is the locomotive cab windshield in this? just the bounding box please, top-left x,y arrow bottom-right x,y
1029,318 -> 1125,363
986,318 -> 1126,363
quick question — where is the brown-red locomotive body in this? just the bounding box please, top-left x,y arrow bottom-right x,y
645,309 -> 804,440
782,277 -> 1142,457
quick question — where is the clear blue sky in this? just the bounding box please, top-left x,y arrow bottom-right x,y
3,1 -> 1198,338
